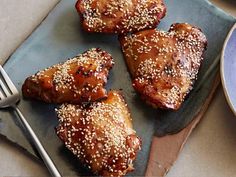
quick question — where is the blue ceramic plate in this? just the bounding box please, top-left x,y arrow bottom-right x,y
0,0 -> 235,176
221,23 -> 236,116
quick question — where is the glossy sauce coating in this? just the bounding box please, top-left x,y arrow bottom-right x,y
76,0 -> 166,33
22,48 -> 114,104
120,23 -> 207,110
56,91 -> 141,176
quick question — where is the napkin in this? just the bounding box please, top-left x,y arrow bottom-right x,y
0,0 -> 59,64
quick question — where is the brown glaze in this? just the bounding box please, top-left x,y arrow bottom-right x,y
120,23 -> 207,110
76,0 -> 166,34
22,48 -> 114,104
56,91 -> 141,177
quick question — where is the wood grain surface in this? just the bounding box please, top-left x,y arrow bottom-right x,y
145,74 -> 220,177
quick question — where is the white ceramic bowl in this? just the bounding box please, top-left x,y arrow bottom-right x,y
221,23 -> 236,116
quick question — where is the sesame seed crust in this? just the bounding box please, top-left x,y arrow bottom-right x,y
76,0 -> 166,34
119,23 -> 207,110
22,48 -> 114,104
56,91 -> 141,177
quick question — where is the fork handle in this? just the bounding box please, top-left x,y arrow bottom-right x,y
13,106 -> 61,177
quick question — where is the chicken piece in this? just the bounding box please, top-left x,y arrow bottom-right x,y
56,91 -> 141,177
119,23 -> 207,110
76,0 -> 166,34
22,48 -> 114,104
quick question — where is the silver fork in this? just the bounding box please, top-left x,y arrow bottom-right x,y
0,65 -> 61,177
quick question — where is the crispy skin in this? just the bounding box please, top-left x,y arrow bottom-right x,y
76,0 -> 166,34
56,91 -> 141,177
22,48 -> 114,104
120,23 -> 207,110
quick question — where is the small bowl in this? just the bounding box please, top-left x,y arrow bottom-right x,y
221,23 -> 236,116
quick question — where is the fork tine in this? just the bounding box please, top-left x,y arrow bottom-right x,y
0,65 -> 18,94
0,89 -> 5,99
0,79 -> 11,96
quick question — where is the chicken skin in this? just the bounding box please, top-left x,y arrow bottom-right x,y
22,48 -> 114,104
56,91 -> 141,177
120,23 -> 207,110
76,0 -> 166,34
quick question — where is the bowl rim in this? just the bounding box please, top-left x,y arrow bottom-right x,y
220,23 -> 236,116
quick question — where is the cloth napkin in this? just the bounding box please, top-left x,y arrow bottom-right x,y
0,0 -> 59,64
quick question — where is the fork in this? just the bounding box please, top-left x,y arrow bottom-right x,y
0,65 -> 61,177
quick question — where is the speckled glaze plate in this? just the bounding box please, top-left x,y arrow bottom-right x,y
221,23 -> 236,116
0,0 -> 235,176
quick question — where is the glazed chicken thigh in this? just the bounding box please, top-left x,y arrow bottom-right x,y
56,91 -> 141,176
120,23 -> 207,110
76,0 -> 166,33
22,48 -> 114,104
